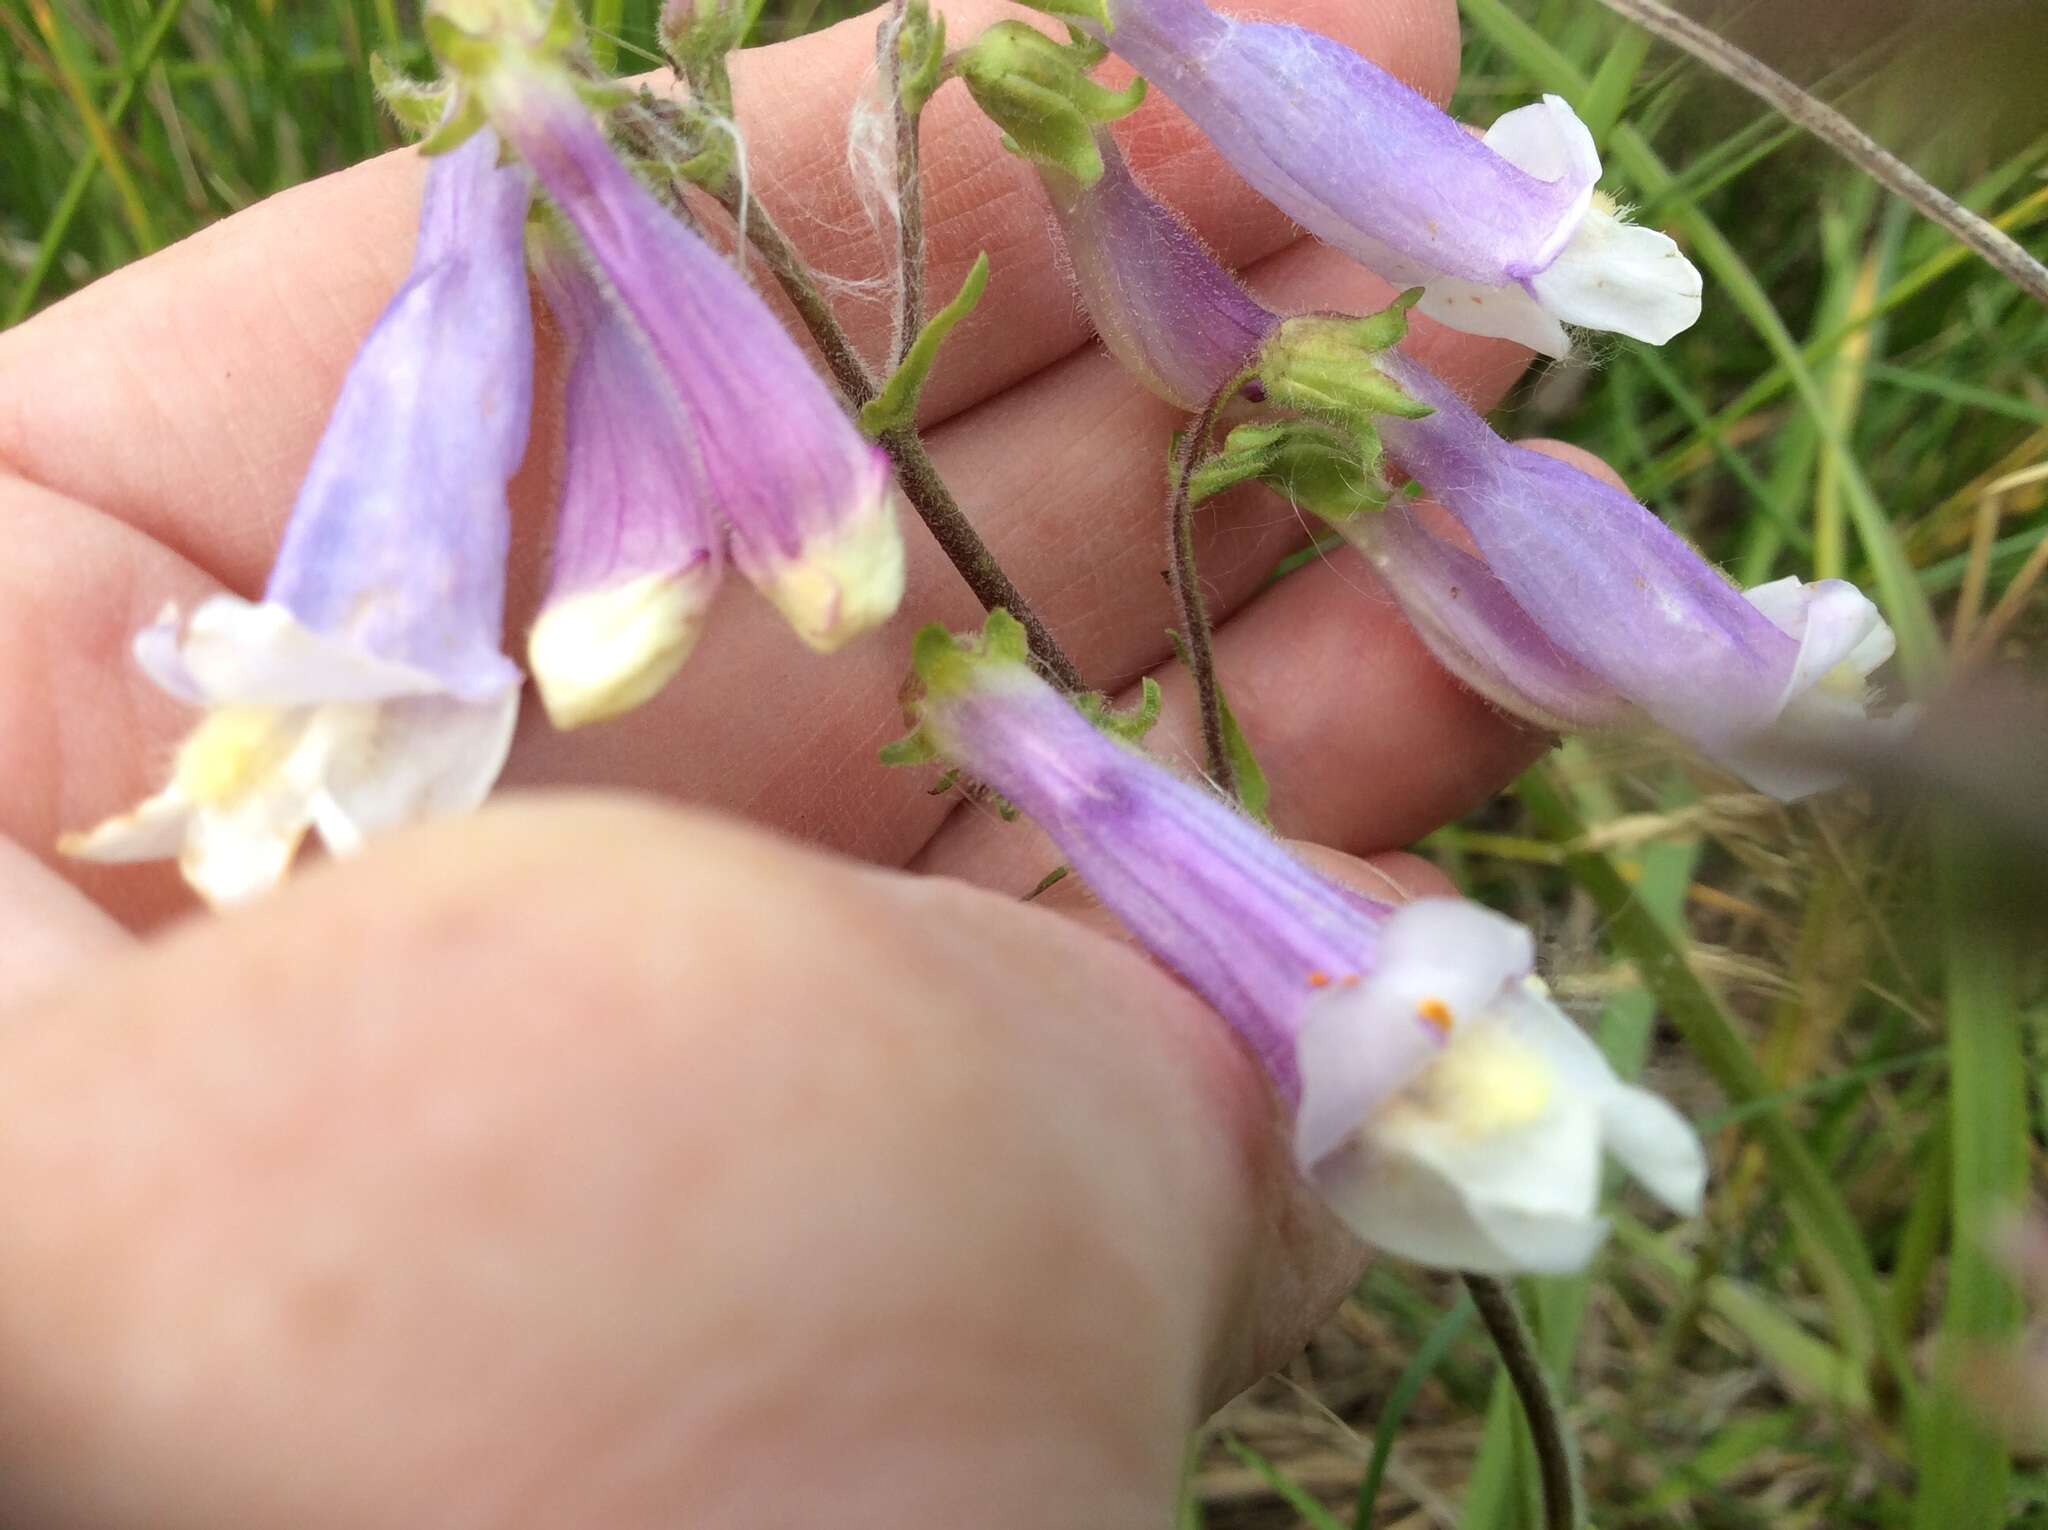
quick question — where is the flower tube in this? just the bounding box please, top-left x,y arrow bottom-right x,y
62,131 -> 533,906
527,222 -> 722,728
1084,0 -> 1701,355
432,8 -> 904,653
1357,354 -> 1897,799
1040,129 -> 1278,411
1035,132 -> 1896,798
896,613 -> 1704,1274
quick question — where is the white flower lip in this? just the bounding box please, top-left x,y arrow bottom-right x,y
1294,899 -> 1706,1275
1417,94 -> 1704,355
529,566 -> 717,729
62,598 -> 519,908
756,477 -> 907,654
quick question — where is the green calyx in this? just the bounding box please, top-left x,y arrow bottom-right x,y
419,0 -> 587,151
880,609 -> 1035,767
957,21 -> 1145,185
660,0 -> 768,79
878,609 -> 1161,770
1255,291 -> 1434,429
1188,419 -> 1392,524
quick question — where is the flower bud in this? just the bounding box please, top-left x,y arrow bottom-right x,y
527,223 -> 722,728
1039,127 -> 1276,411
433,21 -> 907,652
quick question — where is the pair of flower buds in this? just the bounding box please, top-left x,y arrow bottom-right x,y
63,0 -> 1908,1270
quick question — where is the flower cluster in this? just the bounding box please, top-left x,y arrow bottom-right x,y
65,0 -> 903,902
62,0 -> 1932,1288
1027,123 -> 1900,800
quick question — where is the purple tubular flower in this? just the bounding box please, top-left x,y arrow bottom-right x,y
481,65 -> 903,653
527,222 -> 723,728
1033,132 -> 1896,798
1041,130 -> 1278,411
1360,356 -> 1897,798
1088,0 -> 1701,355
902,614 -> 1703,1273
61,131 -> 533,906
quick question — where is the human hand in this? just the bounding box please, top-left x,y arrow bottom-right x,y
0,0 -> 1586,1521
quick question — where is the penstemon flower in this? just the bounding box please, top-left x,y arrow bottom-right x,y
61,131 -> 534,906
1349,351 -> 1900,800
430,1 -> 904,655
526,220 -> 722,728
893,613 -> 1705,1273
1035,130 -> 1899,799
1079,0 -> 1701,356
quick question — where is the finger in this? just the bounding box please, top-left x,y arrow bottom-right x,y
0,840 -> 131,1010
0,0 -> 1457,592
0,794 -> 1349,1526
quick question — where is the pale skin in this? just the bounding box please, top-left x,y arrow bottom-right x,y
0,0 -> 1630,1521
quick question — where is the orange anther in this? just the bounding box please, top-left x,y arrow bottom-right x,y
1416,997 -> 1454,1032
1307,970 -> 1332,989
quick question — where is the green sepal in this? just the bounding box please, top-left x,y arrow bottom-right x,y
1009,0 -> 1113,31
1075,675 -> 1163,745
417,93 -> 489,155
1254,291 -> 1434,435
896,0 -> 949,117
879,731 -> 939,766
371,54 -> 458,140
958,21 -> 1145,185
425,0 -> 581,81
1166,632 -> 1272,823
1186,420 -> 1393,524
1023,864 -> 1071,901
860,251 -> 991,438
660,0 -> 767,79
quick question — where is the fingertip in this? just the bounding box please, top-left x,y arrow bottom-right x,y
1521,436 -> 1633,491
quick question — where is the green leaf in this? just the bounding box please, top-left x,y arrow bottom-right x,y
1355,1294 -> 1474,1527
860,251 -> 991,437
370,52 -> 454,138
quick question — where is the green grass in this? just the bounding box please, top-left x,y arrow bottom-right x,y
6,0 -> 2047,1524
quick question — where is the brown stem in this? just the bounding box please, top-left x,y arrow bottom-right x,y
1464,1274 -> 1581,1530
879,424 -> 1085,691
1591,0 -> 2048,310
878,0 -> 926,360
1169,387 -> 1237,797
703,176 -> 1084,692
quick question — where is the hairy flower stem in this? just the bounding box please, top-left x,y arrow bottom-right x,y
1465,1274 -> 1582,1530
1169,385 -> 1237,797
879,0 -> 925,359
1591,0 -> 2048,310
704,175 -> 1083,691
